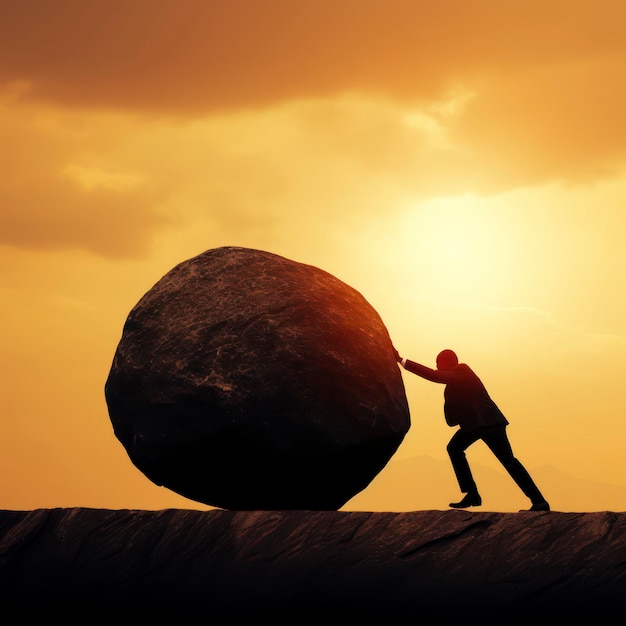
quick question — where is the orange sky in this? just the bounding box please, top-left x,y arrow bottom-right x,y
2,1 -> 626,513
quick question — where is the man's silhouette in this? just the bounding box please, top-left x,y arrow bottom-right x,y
394,347 -> 550,512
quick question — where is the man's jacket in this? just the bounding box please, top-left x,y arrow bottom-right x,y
403,360 -> 509,431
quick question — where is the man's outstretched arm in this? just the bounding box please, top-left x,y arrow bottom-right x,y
393,346 -> 459,384
402,359 -> 451,383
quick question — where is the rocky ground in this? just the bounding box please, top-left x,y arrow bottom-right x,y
1,507 -> 624,619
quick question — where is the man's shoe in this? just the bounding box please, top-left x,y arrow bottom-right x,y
449,493 -> 482,508
522,501 -> 550,512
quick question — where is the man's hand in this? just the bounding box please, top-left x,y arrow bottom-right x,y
392,346 -> 402,363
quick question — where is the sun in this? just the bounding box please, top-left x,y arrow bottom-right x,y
399,194 -> 524,304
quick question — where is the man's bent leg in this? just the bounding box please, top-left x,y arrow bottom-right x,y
447,429 -> 481,505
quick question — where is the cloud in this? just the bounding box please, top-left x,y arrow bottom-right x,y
0,181 -> 173,258
2,0 -> 625,114
0,96 -> 176,258
3,76 -> 626,261
449,55 -> 626,189
0,89 -> 468,256
2,1 -> 626,200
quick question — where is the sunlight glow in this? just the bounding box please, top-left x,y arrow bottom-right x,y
399,195 -> 522,304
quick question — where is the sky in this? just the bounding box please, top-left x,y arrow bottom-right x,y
2,0 -> 626,513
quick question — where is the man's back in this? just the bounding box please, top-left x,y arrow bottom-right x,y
443,363 -> 509,430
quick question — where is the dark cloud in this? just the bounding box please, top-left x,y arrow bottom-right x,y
2,0 -> 625,114
0,93 -> 177,258
448,56 -> 626,188
0,178 -> 175,258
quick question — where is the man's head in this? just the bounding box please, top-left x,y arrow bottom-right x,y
436,349 -> 458,371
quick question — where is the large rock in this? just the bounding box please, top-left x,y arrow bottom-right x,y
105,246 -> 410,510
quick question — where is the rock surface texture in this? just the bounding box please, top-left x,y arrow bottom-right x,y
105,246 -> 410,510
1,508 -> 625,618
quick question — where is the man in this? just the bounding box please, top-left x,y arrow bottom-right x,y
394,347 -> 550,512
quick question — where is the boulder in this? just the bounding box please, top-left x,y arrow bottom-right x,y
104,246 -> 410,510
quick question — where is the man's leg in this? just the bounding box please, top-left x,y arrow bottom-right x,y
447,429 -> 482,507
479,425 -> 549,510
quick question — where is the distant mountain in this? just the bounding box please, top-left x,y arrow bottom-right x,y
342,454 -> 626,513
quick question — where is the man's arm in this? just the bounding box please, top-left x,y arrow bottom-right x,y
393,346 -> 463,383
401,359 -> 460,384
